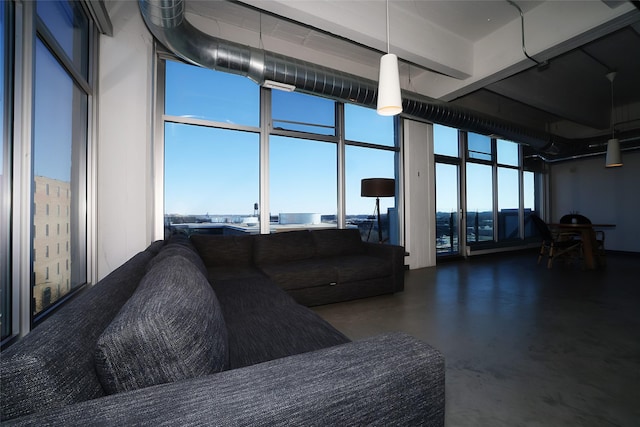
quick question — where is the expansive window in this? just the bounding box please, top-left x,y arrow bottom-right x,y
345,144 -> 396,242
269,90 -> 338,229
32,1 -> 90,318
162,60 -> 398,242
466,161 -> 494,243
270,136 -> 337,225
164,124 -> 259,227
434,124 -> 460,255
345,105 -> 396,242
497,139 -> 520,240
163,62 -> 261,234
435,162 -> 459,254
1,0 -> 96,344
435,125 -> 538,256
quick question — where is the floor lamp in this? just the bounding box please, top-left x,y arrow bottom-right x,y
361,178 -> 395,243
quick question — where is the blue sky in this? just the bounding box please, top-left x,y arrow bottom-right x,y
33,38 -> 74,182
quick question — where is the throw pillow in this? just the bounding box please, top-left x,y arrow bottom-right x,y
147,243 -> 208,277
94,255 -> 228,394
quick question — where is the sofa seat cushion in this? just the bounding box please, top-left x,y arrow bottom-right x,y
254,230 -> 315,265
207,266 -> 266,281
335,255 -> 393,283
260,259 -> 339,291
191,234 -> 255,267
311,228 -> 365,257
94,255 -> 228,395
212,278 -> 298,312
223,304 -> 350,369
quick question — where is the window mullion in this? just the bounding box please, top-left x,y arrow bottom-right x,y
336,103 -> 345,229
259,87 -> 270,234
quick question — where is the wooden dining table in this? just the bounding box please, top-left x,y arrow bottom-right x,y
548,223 -> 615,269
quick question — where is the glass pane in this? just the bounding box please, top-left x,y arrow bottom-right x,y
436,163 -> 459,255
272,91 -> 335,136
345,104 -> 394,147
467,132 -> 492,161
497,139 -> 519,166
165,61 -> 259,127
33,39 -> 87,315
164,123 -> 259,235
270,136 -> 336,230
523,171 -> 535,238
497,167 -> 519,240
434,124 -> 459,157
1,3 -> 10,339
466,162 -> 493,243
36,0 -> 88,79
345,145 -> 396,243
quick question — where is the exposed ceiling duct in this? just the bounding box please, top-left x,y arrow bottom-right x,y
139,0 -> 562,154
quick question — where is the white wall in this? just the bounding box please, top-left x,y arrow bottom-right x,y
97,2 -> 155,279
403,119 -> 436,269
550,150 -> 640,253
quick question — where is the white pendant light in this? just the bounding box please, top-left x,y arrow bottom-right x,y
605,71 -> 622,167
377,0 -> 402,116
606,137 -> 622,167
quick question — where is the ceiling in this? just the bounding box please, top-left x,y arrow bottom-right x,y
184,0 -> 640,160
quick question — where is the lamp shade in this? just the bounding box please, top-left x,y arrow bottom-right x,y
605,138 -> 622,167
361,178 -> 395,197
376,53 -> 403,116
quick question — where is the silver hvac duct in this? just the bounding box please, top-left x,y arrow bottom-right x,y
138,0 -> 557,151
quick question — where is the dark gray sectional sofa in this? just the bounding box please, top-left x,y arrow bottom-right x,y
191,228 -> 406,306
1,231 -> 445,426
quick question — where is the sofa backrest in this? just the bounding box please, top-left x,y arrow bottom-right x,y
0,244 -> 159,421
94,254 -> 228,394
254,230 -> 316,265
191,234 -> 255,267
311,228 -> 365,258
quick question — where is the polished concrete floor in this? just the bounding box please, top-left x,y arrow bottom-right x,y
312,250 -> 640,426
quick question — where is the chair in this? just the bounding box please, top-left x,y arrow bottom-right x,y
559,214 -> 606,265
531,214 -> 583,268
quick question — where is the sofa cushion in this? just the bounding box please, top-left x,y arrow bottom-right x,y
311,228 -> 365,258
191,234 -> 254,267
335,255 -> 393,283
147,243 -> 208,277
260,259 -> 339,291
212,277 -> 298,312
224,303 -> 350,369
254,230 -> 315,265
94,255 -> 228,395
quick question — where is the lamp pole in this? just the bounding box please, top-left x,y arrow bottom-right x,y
376,197 -> 383,243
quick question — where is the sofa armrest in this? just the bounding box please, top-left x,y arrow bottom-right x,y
5,333 -> 444,426
363,242 -> 406,292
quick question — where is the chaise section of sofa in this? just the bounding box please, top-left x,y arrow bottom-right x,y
3,333 -> 445,427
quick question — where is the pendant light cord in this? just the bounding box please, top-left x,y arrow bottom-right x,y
610,78 -> 615,139
386,0 -> 390,54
